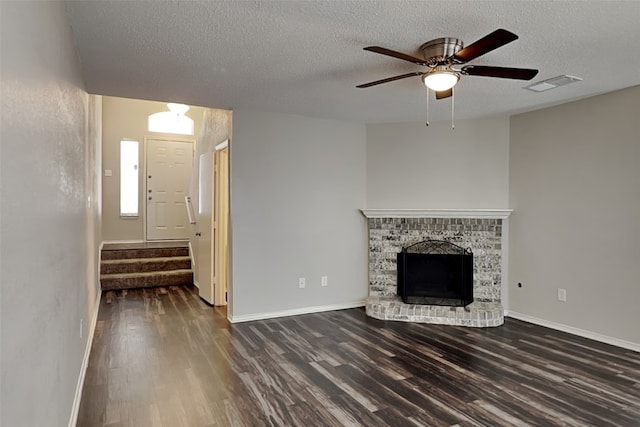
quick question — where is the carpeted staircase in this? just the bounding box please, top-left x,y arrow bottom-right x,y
100,242 -> 193,290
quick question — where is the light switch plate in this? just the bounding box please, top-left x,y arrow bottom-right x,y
558,288 -> 567,302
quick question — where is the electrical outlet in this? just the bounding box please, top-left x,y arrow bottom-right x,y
298,277 -> 306,289
321,276 -> 328,287
558,288 -> 567,302
80,319 -> 83,339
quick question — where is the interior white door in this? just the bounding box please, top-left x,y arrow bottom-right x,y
146,139 -> 193,240
197,151 -> 214,304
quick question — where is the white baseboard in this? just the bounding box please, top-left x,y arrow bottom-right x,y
68,291 -> 101,427
228,300 -> 366,323
101,239 -> 145,245
506,311 -> 640,353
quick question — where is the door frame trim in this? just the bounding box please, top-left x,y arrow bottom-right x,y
213,144 -> 229,306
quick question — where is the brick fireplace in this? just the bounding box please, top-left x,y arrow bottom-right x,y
361,209 -> 512,327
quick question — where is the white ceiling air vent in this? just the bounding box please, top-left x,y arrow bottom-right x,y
525,75 -> 582,92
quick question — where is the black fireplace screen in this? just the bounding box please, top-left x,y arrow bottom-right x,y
397,240 -> 473,306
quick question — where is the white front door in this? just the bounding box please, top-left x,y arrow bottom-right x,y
146,139 -> 194,240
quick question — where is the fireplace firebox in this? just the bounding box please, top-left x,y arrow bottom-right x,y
397,240 -> 473,307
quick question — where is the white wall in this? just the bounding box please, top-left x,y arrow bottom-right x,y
1,2 -> 101,426
230,111 -> 367,319
366,117 -> 510,209
509,87 -> 640,346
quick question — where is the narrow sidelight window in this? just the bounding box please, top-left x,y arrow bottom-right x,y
120,140 -> 139,217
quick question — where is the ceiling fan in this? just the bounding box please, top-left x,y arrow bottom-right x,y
357,29 -> 539,100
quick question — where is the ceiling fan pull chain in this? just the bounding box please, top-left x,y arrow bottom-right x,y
451,87 -> 455,129
425,87 -> 430,126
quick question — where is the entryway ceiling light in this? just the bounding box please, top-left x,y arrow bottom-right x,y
422,67 -> 460,92
167,103 -> 190,115
148,103 -> 194,135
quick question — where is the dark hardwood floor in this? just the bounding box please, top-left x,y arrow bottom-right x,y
77,285 -> 640,427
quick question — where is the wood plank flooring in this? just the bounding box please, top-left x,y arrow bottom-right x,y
77,286 -> 640,427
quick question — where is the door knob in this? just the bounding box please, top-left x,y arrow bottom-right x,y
195,232 -> 202,237
148,196 -> 152,200
148,189 -> 152,193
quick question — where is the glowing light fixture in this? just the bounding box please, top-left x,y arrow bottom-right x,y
148,103 -> 194,135
422,67 -> 460,92
167,103 -> 190,115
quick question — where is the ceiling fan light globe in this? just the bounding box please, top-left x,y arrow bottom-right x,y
422,72 -> 459,91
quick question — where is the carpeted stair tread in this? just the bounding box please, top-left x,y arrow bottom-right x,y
102,241 -> 188,250
100,269 -> 193,291
101,269 -> 193,279
100,256 -> 191,274
101,256 -> 191,264
101,247 -> 189,260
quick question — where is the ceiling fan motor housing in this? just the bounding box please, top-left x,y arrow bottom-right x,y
420,38 -> 464,65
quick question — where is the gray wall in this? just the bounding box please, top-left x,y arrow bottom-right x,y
1,2 -> 101,426
230,110 -> 367,318
101,96 -> 204,241
509,87 -> 640,345
366,117 -> 510,209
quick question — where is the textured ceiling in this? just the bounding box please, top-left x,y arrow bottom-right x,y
65,1 -> 640,123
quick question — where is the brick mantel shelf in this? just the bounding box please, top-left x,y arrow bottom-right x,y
361,209 -> 513,219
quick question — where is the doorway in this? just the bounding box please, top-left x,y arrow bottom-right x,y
196,140 -> 229,306
146,138 -> 194,240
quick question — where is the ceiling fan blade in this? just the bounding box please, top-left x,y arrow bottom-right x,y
356,72 -> 423,88
461,65 -> 539,80
452,29 -> 518,63
363,46 -> 428,65
435,88 -> 453,100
